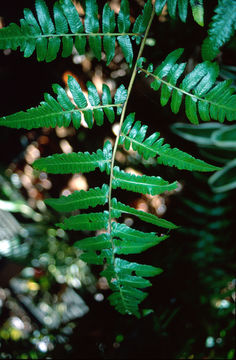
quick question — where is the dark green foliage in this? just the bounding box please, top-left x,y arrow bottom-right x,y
202,0 -> 236,61
0,77 -> 126,130
112,166 -> 178,195
45,184 -> 109,212
139,49 -> 236,123
0,0 -> 229,318
0,0 -> 153,66
119,113 -> 221,171
33,141 -> 112,174
155,0 -> 204,26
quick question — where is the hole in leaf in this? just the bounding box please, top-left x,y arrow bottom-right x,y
96,250 -> 101,256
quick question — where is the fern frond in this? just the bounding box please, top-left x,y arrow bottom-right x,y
155,0 -> 204,26
139,49 -> 236,123
33,141 -> 112,174
0,0 -> 152,65
57,211 -> 110,231
202,0 -> 236,61
112,166 -> 177,195
45,184 -> 109,212
111,222 -> 168,255
119,114 -> 221,172
0,78 -> 127,130
104,258 -> 163,317
111,198 -> 178,229
74,233 -> 111,251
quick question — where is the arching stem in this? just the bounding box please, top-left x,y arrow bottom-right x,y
108,5 -> 156,234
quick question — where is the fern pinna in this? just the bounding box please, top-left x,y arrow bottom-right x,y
201,0 -> 236,62
0,0 -> 153,66
0,0 -> 230,317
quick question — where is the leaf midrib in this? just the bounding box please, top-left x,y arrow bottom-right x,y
1,104 -> 123,125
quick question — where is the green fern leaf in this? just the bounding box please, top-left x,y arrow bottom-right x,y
111,198 -> 178,229
74,233 -> 111,251
0,78 -> 126,130
57,211 -> 110,231
45,184 -> 109,212
111,222 -> 168,255
202,0 -> 236,61
114,85 -> 128,115
132,0 -> 152,45
102,84 -> 115,123
155,0 -> 204,26
84,0 -> 101,61
140,49 -> 236,123
102,4 -> 116,65
112,166 -> 177,195
32,141 -> 112,174
105,258 -> 162,317
0,0 -> 149,65
108,284 -> 147,318
120,114 -> 221,172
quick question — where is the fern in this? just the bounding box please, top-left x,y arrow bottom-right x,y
45,184 -> 109,212
0,76 -> 127,130
0,0 -> 153,66
119,114 -> 221,171
112,166 -> 178,195
0,0 -> 226,317
202,0 -> 236,61
155,0 -> 204,26
139,49 -> 236,123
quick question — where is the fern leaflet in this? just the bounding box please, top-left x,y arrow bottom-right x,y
0,77 -> 127,130
155,0 -> 204,26
0,0 -> 152,66
139,49 -> 236,123
202,0 -> 236,61
111,198 -> 178,229
33,141 -> 112,174
45,184 -> 109,212
112,166 -> 178,194
119,113 -> 221,172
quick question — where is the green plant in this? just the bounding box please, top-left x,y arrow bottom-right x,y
0,0 -> 235,318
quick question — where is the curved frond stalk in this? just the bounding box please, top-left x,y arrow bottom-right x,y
202,0 -> 236,61
33,141 -> 112,175
0,77 -> 127,130
139,49 -> 236,123
45,184 -> 109,212
119,114 -> 221,172
155,0 -> 204,26
0,0 -> 152,66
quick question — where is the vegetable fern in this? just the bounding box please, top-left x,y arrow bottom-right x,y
0,78 -> 127,129
0,0 -> 227,317
155,0 -> 204,26
202,0 -> 236,61
139,49 -> 236,123
0,0 -> 152,66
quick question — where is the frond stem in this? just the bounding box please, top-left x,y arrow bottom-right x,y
3,32 -> 142,40
108,5 -> 156,235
